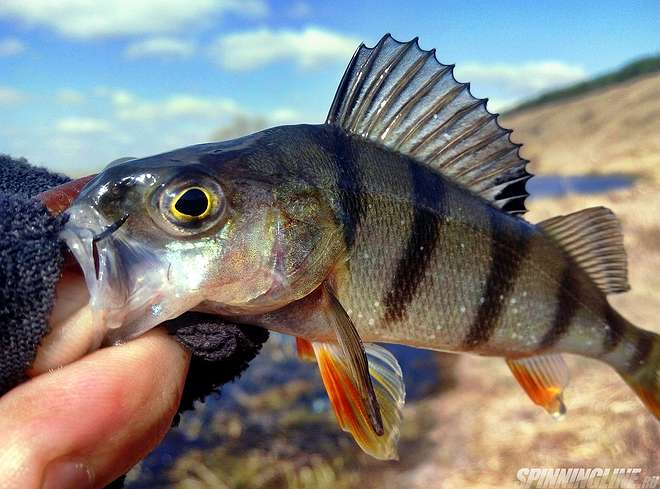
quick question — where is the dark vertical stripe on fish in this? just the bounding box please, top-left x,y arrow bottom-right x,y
537,266 -> 580,350
319,128 -> 366,250
463,212 -> 531,349
603,306 -> 626,353
383,163 -> 444,322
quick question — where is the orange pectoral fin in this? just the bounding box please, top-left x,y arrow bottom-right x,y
296,337 -> 316,362
506,354 -> 569,419
312,342 -> 404,460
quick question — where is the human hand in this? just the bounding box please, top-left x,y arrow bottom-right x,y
0,156 -> 268,488
0,271 -> 192,489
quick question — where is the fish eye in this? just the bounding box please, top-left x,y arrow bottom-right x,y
154,175 -> 226,235
171,187 -> 212,220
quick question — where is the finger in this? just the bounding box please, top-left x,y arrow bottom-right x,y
0,328 -> 191,489
29,269 -> 100,375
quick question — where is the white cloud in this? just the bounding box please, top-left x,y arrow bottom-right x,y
210,114 -> 269,141
0,37 -> 25,56
124,37 -> 196,60
56,117 -> 112,134
0,0 -> 268,39
110,92 -> 242,121
269,108 -> 301,124
7,86 -> 307,176
210,26 -> 359,71
454,61 -> 587,96
98,88 -> 304,128
101,90 -> 305,141
0,86 -> 26,105
56,88 -> 86,105
95,88 -> 136,107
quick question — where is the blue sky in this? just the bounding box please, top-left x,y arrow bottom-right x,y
0,0 -> 658,176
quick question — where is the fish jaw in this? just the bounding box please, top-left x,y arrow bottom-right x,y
60,204 -> 202,343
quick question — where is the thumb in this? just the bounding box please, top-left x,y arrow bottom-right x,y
0,328 -> 190,489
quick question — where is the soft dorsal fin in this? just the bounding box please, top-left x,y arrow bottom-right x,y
327,34 -> 532,215
538,207 -> 630,294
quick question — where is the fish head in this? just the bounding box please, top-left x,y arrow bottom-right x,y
62,134 -> 343,342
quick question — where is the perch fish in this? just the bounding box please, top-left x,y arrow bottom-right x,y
60,34 -> 660,459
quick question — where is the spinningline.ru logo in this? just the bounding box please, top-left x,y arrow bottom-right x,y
516,467 -> 659,488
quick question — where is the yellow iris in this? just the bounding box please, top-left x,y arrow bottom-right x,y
170,186 -> 213,221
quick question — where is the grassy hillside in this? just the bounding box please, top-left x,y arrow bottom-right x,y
507,53 -> 660,114
500,72 -> 660,182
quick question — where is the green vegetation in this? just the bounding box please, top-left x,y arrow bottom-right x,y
506,53 -> 660,114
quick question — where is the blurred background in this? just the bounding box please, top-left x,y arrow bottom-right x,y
1,1 -> 659,487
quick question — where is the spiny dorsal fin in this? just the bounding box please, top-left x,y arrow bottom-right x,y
538,207 -> 630,294
327,34 -> 532,215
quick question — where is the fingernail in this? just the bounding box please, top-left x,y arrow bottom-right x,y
42,458 -> 94,489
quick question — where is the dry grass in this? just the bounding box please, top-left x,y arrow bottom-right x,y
501,73 -> 660,182
170,450 -> 359,489
387,353 -> 659,489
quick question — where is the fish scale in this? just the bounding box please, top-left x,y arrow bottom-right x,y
317,128 -> 607,357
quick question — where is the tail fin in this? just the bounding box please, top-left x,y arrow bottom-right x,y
614,328 -> 660,420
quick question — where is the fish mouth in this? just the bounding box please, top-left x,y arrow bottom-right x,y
60,205 -> 175,343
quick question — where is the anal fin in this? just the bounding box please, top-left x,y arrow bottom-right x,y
313,342 -> 405,460
506,354 -> 569,419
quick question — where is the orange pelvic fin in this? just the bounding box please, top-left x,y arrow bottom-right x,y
312,342 -> 405,460
506,354 -> 569,419
295,337 -> 316,362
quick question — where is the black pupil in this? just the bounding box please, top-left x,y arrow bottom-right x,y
175,188 -> 208,217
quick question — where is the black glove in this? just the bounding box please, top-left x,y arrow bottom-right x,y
0,156 -> 70,394
0,154 -> 268,401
